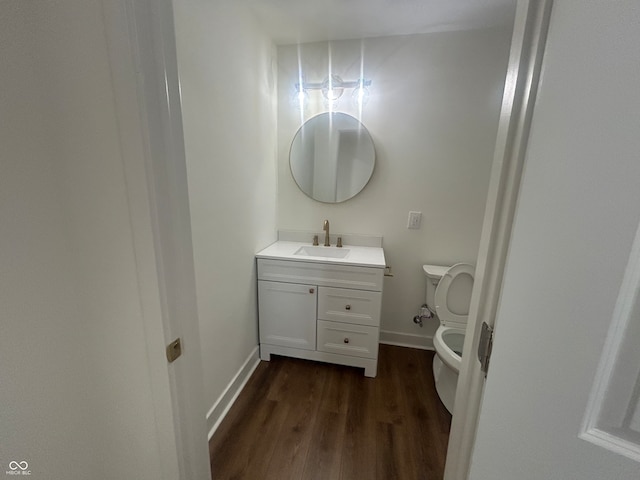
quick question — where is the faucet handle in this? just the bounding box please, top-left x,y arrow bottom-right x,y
337,236 -> 343,248
313,235 -> 319,246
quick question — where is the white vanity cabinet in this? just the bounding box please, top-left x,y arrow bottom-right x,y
257,257 -> 384,377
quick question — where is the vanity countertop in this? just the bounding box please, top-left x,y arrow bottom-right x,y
256,241 -> 386,268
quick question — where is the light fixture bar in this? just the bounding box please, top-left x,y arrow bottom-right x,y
294,75 -> 371,108
296,78 -> 371,92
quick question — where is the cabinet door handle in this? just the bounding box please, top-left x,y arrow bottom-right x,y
309,288 -> 315,294
345,304 -> 351,310
343,338 -> 350,344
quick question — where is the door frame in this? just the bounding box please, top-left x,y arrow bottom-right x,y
444,1 -> 553,479
103,0 -> 554,478
102,0 -> 211,478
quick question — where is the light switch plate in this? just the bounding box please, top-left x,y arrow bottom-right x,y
407,211 -> 422,229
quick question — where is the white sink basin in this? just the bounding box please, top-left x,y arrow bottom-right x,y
257,240 -> 385,267
294,245 -> 351,259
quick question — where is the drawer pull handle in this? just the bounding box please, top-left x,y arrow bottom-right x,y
345,305 -> 351,310
344,338 -> 350,344
309,288 -> 315,294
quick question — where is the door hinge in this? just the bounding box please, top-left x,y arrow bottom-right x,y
166,337 -> 182,363
477,322 -> 494,377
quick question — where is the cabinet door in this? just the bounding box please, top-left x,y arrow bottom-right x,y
258,280 -> 317,351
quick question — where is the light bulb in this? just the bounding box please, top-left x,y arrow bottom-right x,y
292,88 -> 308,109
352,85 -> 370,107
322,75 -> 344,101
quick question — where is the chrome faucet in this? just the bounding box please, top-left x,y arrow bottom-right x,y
323,220 -> 330,246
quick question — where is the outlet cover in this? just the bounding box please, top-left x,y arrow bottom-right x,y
407,211 -> 422,229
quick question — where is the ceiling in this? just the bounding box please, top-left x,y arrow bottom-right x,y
244,0 -> 517,45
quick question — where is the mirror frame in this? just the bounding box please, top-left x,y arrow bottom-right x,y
289,112 -> 376,203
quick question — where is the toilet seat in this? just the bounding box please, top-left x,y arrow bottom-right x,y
435,263 -> 475,328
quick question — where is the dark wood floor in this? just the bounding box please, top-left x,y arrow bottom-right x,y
209,345 -> 451,480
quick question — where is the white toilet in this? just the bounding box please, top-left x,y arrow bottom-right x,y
423,263 -> 475,414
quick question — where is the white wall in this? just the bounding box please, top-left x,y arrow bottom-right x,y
0,1 -> 171,478
469,0 -> 640,478
277,29 -> 511,344
172,0 -> 278,428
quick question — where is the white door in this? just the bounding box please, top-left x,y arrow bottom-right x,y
468,1 -> 640,478
104,0 -> 211,478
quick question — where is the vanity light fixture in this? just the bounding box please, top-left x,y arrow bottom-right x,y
295,75 -> 371,108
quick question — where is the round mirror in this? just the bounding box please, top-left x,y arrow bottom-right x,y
290,112 -> 375,203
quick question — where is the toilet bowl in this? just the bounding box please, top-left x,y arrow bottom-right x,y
433,327 -> 464,371
432,326 -> 465,413
423,263 -> 475,414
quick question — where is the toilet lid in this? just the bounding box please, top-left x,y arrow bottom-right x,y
435,263 -> 475,327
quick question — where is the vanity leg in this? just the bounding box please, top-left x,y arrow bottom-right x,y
259,346 -> 271,362
364,364 -> 377,378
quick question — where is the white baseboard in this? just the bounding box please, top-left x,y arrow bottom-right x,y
206,346 -> 261,440
379,330 -> 434,350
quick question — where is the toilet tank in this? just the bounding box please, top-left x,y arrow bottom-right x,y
423,264 -> 450,308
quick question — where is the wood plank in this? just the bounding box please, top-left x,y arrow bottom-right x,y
319,363 -> 356,415
209,346 -> 451,480
375,421 -> 418,480
339,373 -> 377,480
301,410 -> 347,480
209,398 -> 288,478
208,359 -> 290,478
262,358 -> 327,480
399,347 -> 450,478
374,344 -> 410,425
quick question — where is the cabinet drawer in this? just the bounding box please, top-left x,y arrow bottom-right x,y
318,287 -> 381,327
317,320 -> 379,359
257,258 -> 383,292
